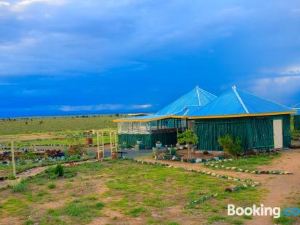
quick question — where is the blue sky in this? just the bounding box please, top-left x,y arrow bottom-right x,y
0,0 -> 300,117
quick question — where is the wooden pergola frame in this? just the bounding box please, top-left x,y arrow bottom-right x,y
93,129 -> 118,160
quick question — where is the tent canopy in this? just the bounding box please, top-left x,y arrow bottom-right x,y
114,86 -> 294,122
156,86 -> 217,115
114,86 -> 216,122
179,86 -> 294,118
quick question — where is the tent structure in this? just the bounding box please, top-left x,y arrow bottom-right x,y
156,86 -> 217,115
114,86 -> 217,148
186,86 -> 294,151
114,85 -> 294,151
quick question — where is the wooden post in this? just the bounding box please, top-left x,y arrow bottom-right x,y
114,131 -> 117,151
101,131 -> 104,159
11,141 -> 16,178
96,131 -> 100,160
110,131 -> 113,159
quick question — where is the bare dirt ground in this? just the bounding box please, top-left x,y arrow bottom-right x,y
0,133 -> 60,143
139,149 -> 300,225
0,159 -> 97,189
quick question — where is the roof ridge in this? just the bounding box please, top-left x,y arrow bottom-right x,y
195,86 -> 202,106
232,85 -> 249,114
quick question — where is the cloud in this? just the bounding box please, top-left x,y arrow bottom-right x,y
0,1 -> 10,7
0,0 -> 251,76
260,64 -> 300,75
248,75 -> 300,104
11,0 -> 65,11
59,104 -> 152,112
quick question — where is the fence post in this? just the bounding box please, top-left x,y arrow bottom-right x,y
11,141 -> 16,178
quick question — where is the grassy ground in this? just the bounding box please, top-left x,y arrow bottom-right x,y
0,115 -> 118,135
210,154 -> 281,171
0,160 -> 262,225
0,155 -> 92,178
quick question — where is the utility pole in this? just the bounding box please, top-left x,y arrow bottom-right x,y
11,141 -> 16,178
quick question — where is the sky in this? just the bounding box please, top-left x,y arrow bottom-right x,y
0,0 -> 300,117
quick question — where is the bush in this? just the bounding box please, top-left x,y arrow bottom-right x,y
54,164 -> 64,177
12,180 -> 28,193
218,135 -> 242,158
177,129 -> 198,145
170,147 -> 177,156
48,183 -> 56,189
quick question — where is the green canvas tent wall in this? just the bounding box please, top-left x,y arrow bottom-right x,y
177,86 -> 294,151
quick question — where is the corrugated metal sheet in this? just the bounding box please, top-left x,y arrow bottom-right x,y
115,86 -> 216,122
156,86 -> 217,115
180,86 -> 293,117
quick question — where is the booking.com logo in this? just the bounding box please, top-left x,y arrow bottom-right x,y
282,207 -> 300,217
227,204 -> 300,218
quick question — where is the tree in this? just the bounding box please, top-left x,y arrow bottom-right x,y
177,129 -> 198,160
218,134 -> 242,158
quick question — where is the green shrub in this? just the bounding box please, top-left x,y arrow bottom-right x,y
127,207 -> 146,217
170,147 -> 177,156
218,135 -> 242,158
54,164 -> 64,177
12,180 -> 28,193
95,202 -> 105,209
48,183 -> 56,189
177,129 -> 198,145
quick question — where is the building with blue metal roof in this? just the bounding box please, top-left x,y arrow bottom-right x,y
115,86 -> 295,151
115,86 -> 217,148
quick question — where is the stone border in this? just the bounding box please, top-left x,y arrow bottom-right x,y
205,162 -> 292,175
133,159 -> 260,188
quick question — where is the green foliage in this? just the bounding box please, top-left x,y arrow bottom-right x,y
274,216 -> 295,225
127,207 -> 146,217
54,164 -> 64,177
48,183 -> 56,189
218,135 -> 242,158
170,147 -> 177,156
12,180 -> 28,193
177,129 -> 198,145
24,220 -> 34,225
95,202 -> 105,210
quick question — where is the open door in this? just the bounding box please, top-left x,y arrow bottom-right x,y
273,119 -> 283,149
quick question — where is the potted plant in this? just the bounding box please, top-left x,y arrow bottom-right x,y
177,129 -> 198,160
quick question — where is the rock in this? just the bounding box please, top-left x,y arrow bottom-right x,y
225,186 -> 235,192
195,158 -> 202,163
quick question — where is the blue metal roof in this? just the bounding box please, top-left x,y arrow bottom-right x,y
156,86 -> 217,115
115,86 -> 216,122
180,86 -> 293,117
